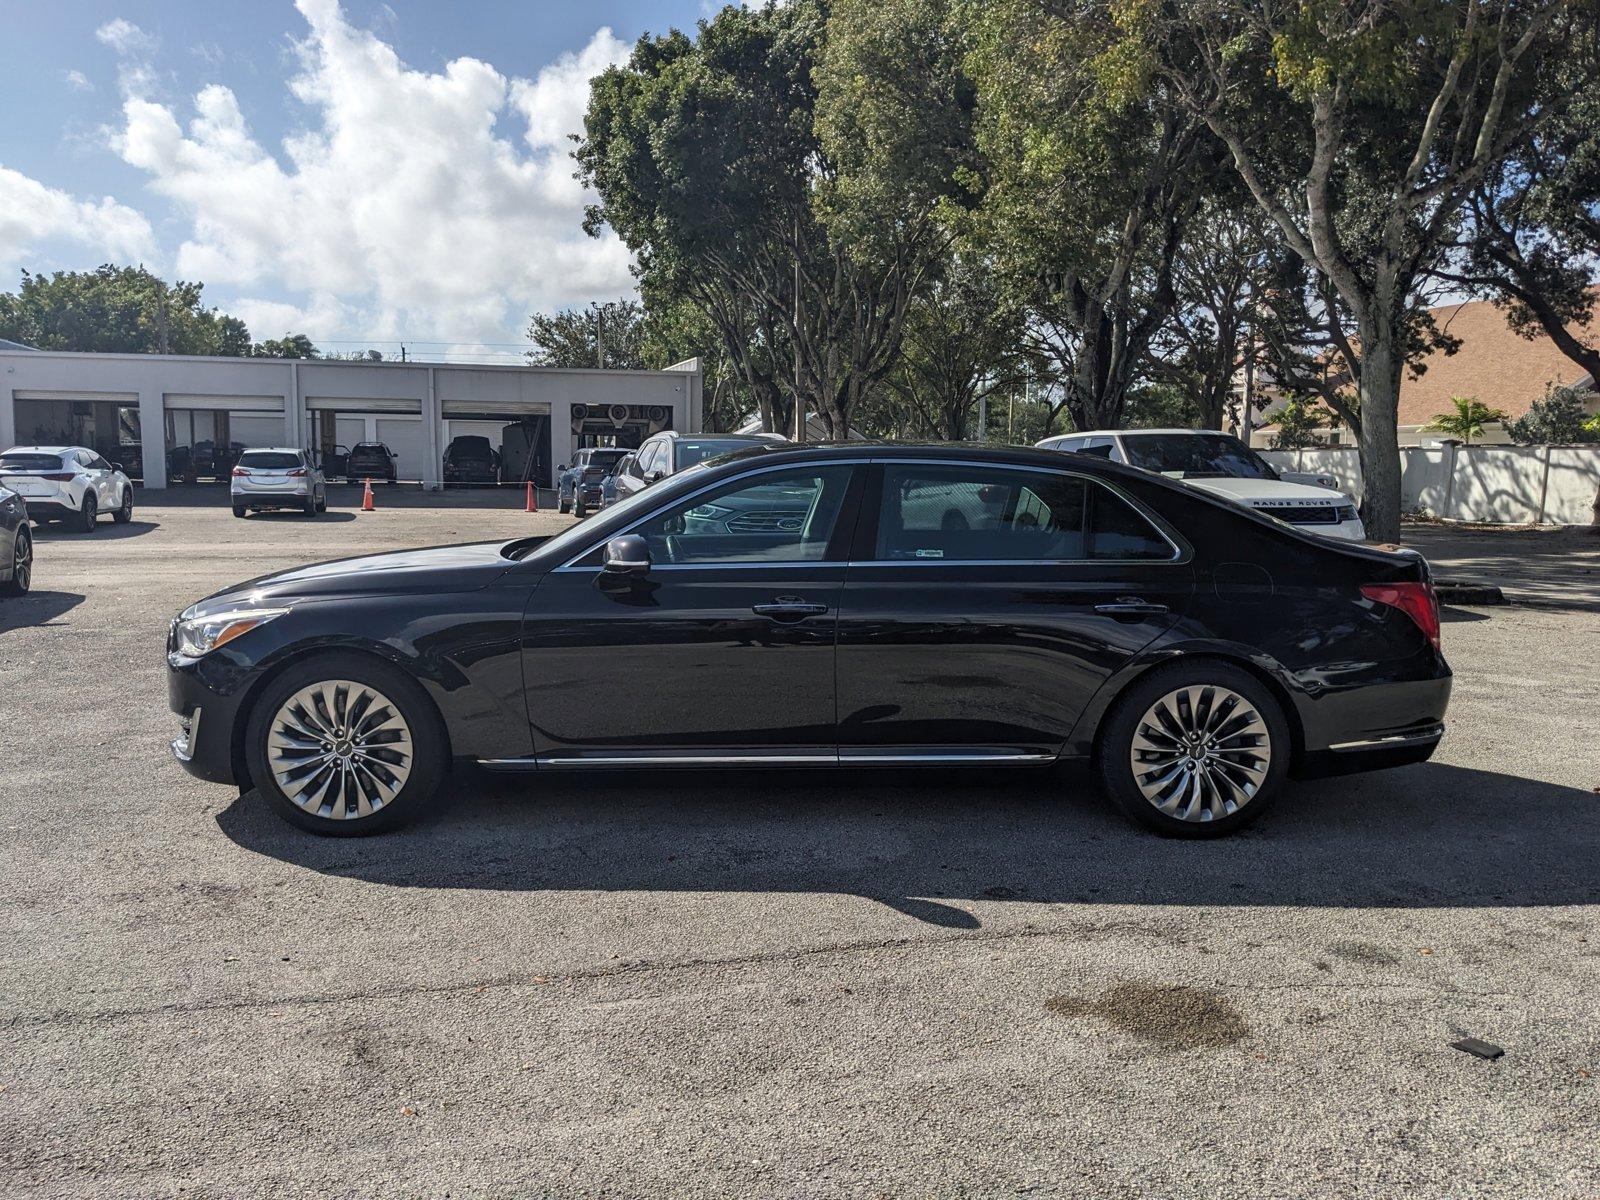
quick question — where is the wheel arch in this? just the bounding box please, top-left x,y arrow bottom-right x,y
227,643 -> 454,790
1075,649 -> 1307,774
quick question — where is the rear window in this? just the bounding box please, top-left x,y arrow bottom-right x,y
0,453 -> 67,472
674,439 -> 764,469
589,449 -> 627,466
239,451 -> 302,470
450,437 -> 493,457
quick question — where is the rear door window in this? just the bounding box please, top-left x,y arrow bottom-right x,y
875,464 -> 1173,562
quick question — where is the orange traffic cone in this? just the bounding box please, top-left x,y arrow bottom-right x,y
525,481 -> 538,513
361,478 -> 375,512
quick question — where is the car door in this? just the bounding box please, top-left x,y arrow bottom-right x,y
81,451 -> 113,507
834,459 -> 1194,762
521,462 -> 863,763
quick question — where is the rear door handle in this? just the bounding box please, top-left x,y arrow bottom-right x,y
753,598 -> 830,619
1094,597 -> 1170,616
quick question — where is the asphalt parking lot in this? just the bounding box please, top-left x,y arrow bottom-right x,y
2,490 -> 1597,1198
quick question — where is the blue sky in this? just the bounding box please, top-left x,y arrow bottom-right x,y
0,1 -> 721,360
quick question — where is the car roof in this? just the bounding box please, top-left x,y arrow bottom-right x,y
239,446 -> 304,454
4,445 -> 76,454
1051,429 -> 1241,439
698,439 -> 1166,480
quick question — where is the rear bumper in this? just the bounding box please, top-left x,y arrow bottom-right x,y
1292,673 -> 1451,779
233,490 -> 309,507
17,497 -> 74,517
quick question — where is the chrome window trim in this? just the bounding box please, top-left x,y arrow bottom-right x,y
553,457 -> 865,571
552,454 -> 1188,572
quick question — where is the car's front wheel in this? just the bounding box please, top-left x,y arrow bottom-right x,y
246,654 -> 448,835
1096,662 -> 1290,838
1,527 -> 31,596
114,488 -> 134,524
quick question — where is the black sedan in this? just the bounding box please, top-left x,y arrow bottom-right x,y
166,443 -> 1450,837
0,484 -> 32,597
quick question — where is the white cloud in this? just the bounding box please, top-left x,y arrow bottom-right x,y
105,0 -> 635,348
63,69 -> 94,92
0,165 -> 156,274
95,18 -> 154,56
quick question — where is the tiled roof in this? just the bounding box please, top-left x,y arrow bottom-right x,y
1398,293 -> 1598,427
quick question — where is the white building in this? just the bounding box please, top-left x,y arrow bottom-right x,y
0,347 -> 703,490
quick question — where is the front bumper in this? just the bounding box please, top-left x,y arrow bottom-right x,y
167,648 -> 254,786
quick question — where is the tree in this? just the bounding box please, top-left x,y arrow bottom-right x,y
1441,67 -> 1600,384
579,0 -> 972,438
1140,0 -> 1595,540
251,333 -> 319,359
1267,397 -> 1330,450
1506,383 -> 1599,445
964,0 -> 1210,433
883,255 -> 1024,440
0,264 -> 251,356
526,300 -> 646,370
1424,396 -> 1509,444
323,348 -> 386,362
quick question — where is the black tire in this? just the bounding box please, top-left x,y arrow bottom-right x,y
0,527 -> 31,596
232,504 -> 247,518
245,653 -> 449,836
573,498 -> 587,519
558,500 -> 571,514
316,492 -> 327,513
1095,660 -> 1290,838
77,494 -> 98,533
113,488 -> 134,524
303,494 -> 318,518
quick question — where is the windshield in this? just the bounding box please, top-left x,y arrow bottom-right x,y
0,453 -> 66,472
239,451 -> 302,470
1120,433 -> 1278,481
507,460 -> 720,561
674,438 -> 766,470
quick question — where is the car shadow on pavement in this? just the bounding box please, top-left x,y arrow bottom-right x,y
216,760 -> 1600,926
0,590 -> 85,634
31,519 -> 160,541
239,511 -> 360,524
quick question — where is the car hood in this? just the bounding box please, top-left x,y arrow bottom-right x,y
190,541 -> 517,613
1182,476 -> 1353,506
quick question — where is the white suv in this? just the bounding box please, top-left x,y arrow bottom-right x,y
0,445 -> 135,532
1037,428 -> 1366,541
231,448 -> 326,518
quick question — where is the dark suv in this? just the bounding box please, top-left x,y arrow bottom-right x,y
443,436 -> 499,484
346,441 -> 398,484
558,447 -> 630,517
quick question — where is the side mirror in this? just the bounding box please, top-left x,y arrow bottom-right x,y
113,463 -> 124,473
602,534 -> 651,576
647,470 -> 665,484
559,463 -> 569,471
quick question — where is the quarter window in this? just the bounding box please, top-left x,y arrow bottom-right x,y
629,466 -> 854,564
875,464 -> 1172,562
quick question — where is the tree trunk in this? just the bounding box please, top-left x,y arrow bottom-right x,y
1357,326 -> 1406,542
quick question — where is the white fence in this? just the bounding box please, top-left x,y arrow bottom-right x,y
1262,444 -> 1600,526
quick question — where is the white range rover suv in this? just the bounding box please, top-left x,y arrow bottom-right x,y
0,445 -> 135,532
1036,428 -> 1365,541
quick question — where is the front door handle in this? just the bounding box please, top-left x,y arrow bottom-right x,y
1094,597 -> 1170,617
753,598 -> 830,619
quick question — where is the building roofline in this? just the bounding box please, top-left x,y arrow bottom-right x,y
0,347 -> 698,377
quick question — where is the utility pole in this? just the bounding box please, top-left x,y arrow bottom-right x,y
792,211 -> 805,443
400,344 -> 407,364
596,306 -> 606,370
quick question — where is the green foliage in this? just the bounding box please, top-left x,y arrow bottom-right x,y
1122,383 -> 1201,430
1506,384 -> 1600,445
526,300 -> 646,370
1423,396 -> 1509,444
1267,397 -> 1329,450
0,264 -> 252,356
251,333 -> 319,359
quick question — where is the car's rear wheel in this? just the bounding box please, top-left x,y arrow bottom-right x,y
303,494 -> 318,518
77,494 -> 98,533
1,527 -> 31,596
114,488 -> 134,524
246,654 -> 448,835
232,504 -> 247,518
1096,662 -> 1289,838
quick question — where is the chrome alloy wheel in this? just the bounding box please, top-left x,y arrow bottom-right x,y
1129,685 -> 1271,823
266,680 -> 414,819
13,531 -> 31,592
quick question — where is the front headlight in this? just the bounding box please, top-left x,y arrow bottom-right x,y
685,503 -> 733,520
172,607 -> 289,658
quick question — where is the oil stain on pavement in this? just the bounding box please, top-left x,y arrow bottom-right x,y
1046,982 -> 1249,1051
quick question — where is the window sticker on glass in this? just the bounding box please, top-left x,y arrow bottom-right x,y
914,548 -> 944,558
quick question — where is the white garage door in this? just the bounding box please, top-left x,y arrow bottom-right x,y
230,414 -> 289,447
376,418 -> 428,481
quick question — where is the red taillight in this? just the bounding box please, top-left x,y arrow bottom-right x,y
231,467 -> 248,477
40,472 -> 75,482
1361,581 -> 1441,650
287,468 -> 307,477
